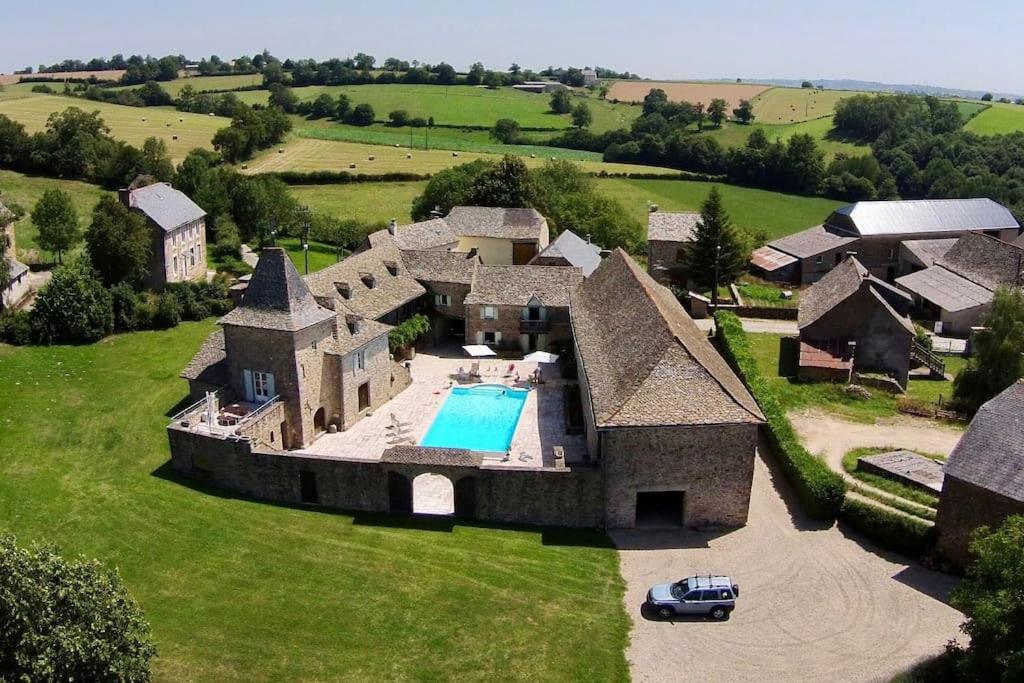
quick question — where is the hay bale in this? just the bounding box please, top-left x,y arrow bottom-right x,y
452,152 -> 459,157
406,153 -> 412,159
349,163 -> 357,169
172,135 -> 178,140
368,155 -> 375,161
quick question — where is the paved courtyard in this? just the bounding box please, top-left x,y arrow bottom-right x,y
300,345 -> 587,468
614,446 -> 963,683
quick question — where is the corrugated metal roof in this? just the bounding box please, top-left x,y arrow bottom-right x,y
895,266 -> 993,313
829,199 -> 1019,237
129,183 -> 206,232
750,246 -> 797,271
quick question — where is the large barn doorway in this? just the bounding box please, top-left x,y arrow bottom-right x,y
313,408 -> 326,434
635,491 -> 685,527
412,473 -> 455,515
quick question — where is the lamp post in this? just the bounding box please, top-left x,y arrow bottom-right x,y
712,243 -> 721,309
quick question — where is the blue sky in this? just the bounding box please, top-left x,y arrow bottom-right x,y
4,0 -> 1022,94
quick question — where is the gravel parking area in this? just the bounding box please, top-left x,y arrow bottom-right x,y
614,447 -> 963,682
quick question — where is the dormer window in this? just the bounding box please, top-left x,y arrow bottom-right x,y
335,282 -> 352,299
360,273 -> 376,289
346,315 -> 362,336
384,260 -> 399,276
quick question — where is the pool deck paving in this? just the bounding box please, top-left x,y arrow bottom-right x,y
299,347 -> 587,469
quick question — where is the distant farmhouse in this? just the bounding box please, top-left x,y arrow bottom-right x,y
170,207 -> 764,531
511,81 -> 569,94
895,232 -> 1024,335
936,380 -> 1024,566
1,203 -> 30,309
796,257 -> 924,389
752,199 -> 1020,285
581,68 -> 599,87
646,210 -> 699,286
119,181 -> 207,290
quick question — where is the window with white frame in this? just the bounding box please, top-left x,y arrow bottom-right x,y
482,305 -> 497,320
253,371 -> 273,401
355,349 -> 366,372
435,293 -> 452,307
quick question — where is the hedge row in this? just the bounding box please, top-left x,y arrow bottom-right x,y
592,170 -> 727,182
839,498 -> 933,556
714,311 -> 846,518
261,171 -> 434,185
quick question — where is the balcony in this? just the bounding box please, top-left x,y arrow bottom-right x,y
520,318 -> 551,333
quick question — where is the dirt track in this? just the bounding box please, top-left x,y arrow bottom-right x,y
614,446 -> 963,682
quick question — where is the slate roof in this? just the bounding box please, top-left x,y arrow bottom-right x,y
220,248 -> 336,331
127,182 -> 206,232
570,249 -> 763,428
768,225 -> 858,259
180,329 -> 228,384
750,246 -> 798,271
382,445 -> 485,467
382,218 -> 459,251
937,232 -> 1024,291
532,230 -> 602,276
827,198 -> 1019,237
305,232 -> 426,320
647,211 -> 700,243
896,267 -> 994,313
900,238 -> 958,269
464,265 -> 581,307
324,315 -> 392,356
798,257 -> 913,333
401,249 -> 479,285
445,206 -> 547,241
8,259 -> 28,281
945,380 -> 1024,502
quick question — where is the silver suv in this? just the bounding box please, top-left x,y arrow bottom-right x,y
646,575 -> 739,620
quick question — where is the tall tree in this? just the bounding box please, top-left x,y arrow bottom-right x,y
954,288 -> 1024,412
571,103 -> 593,129
85,196 -> 151,288
0,208 -> 11,298
680,186 -> 749,290
31,189 -> 80,264
30,257 -> 114,344
950,515 -> 1024,681
732,99 -> 755,124
469,155 -> 534,208
549,89 -> 572,114
707,98 -> 728,127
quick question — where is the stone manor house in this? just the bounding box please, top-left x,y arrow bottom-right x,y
169,207 -> 764,530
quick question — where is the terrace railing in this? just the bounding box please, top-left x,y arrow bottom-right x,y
234,396 -> 282,435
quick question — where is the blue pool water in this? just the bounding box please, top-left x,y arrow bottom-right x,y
420,385 -> 529,452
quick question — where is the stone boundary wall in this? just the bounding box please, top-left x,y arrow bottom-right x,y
167,426 -> 603,528
735,306 -> 799,320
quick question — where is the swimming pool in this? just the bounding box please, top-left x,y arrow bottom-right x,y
420,385 -> 529,453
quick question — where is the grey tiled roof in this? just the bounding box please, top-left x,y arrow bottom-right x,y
900,238 -> 958,269
324,316 -> 391,356
647,211 -> 700,243
828,198 -> 1019,237
464,265 -> 581,307
305,232 -> 426,321
945,380 -> 1024,502
401,249 -> 480,285
769,225 -> 858,259
382,446 -> 485,467
180,330 -> 228,384
533,230 -> 602,276
445,206 -> 547,241
8,259 -> 28,281
937,232 -> 1024,291
896,266 -> 994,313
570,249 -> 763,428
799,257 -> 913,332
127,182 -> 206,232
394,218 -> 459,250
220,248 -> 336,331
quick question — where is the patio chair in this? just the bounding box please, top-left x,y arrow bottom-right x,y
505,363 -> 515,377
470,361 -> 481,378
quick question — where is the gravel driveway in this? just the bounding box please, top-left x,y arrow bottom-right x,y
613,447 -> 963,682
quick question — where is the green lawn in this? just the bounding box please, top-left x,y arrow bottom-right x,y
291,182 -> 424,225
751,87 -> 870,124
963,101 -> 1024,135
596,177 -> 843,240
275,236 -> 346,273
746,332 -> 964,423
0,169 -> 108,262
842,447 -> 941,510
704,116 -> 869,159
0,323 -> 630,681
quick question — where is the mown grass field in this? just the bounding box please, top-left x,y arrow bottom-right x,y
703,116 -> 868,159
0,323 -> 630,681
0,93 -> 225,161
751,87 -> 870,124
116,74 -> 263,97
291,182 -> 423,224
243,136 -> 679,176
607,80 -> 769,110
235,84 -> 639,132
963,101 -> 1024,134
0,169 -> 107,260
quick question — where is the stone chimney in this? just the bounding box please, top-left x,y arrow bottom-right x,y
117,188 -> 134,208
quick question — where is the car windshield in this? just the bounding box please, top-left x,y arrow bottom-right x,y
670,581 -> 687,599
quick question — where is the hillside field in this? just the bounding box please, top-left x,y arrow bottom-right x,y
750,87 -> 870,124
964,101 -> 1024,134
0,93 -> 225,161
0,70 -> 124,86
243,136 -> 680,176
116,73 -> 263,97
0,169 -> 107,260
232,84 -> 638,132
0,323 -> 630,680
702,116 -> 869,159
607,80 -> 770,110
